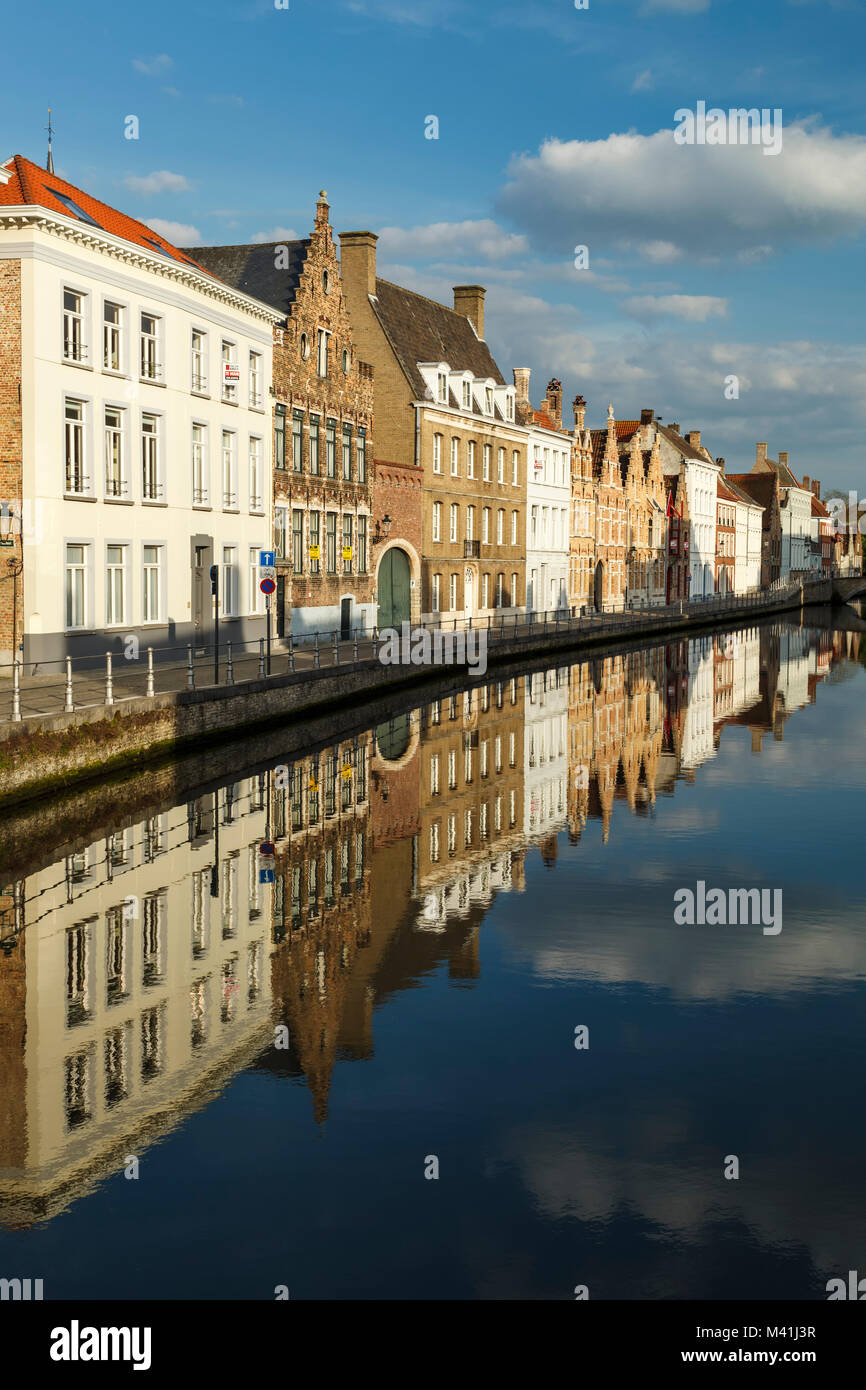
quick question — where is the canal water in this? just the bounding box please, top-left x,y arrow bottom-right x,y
0,610 -> 863,1300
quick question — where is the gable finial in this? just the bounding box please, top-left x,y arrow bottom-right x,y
45,109 -> 55,173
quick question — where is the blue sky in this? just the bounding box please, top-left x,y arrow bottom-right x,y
3,0 -> 866,486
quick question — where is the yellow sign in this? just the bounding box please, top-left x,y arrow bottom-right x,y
341,765 -> 352,781
308,778 -> 318,791
309,544 -> 320,560
342,546 -> 352,561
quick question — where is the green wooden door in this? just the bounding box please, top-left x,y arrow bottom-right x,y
377,548 -> 411,629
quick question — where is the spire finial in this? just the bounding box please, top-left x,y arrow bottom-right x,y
45,109 -> 55,174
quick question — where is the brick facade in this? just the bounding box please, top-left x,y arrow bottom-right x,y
0,259 -> 22,664
372,459 -> 423,625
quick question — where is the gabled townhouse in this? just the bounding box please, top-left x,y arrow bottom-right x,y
186,192 -> 375,639
663,468 -> 691,603
586,406 -> 629,611
749,443 -> 812,577
613,420 -> 667,606
718,467 -> 762,593
513,371 -> 570,615
805,479 -> 833,574
568,394 -> 596,612
726,469 -> 782,587
339,234 -> 527,627
651,419 -> 721,600
715,475 -> 738,594
0,154 -> 281,667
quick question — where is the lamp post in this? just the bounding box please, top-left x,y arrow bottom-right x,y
373,513 -> 393,546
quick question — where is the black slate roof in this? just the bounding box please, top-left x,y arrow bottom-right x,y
180,240 -> 310,318
371,278 -> 506,402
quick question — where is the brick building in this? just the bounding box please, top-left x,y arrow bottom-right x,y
339,233 -> 527,626
189,193 -> 375,639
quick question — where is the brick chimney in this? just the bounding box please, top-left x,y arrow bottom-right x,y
812,479 -> 821,499
574,394 -> 586,431
453,285 -> 486,339
339,230 -> 378,297
687,430 -> 701,450
513,367 -> 531,405
779,450 -> 789,469
756,442 -> 768,465
802,474 -> 810,492
640,408 -> 655,425
546,378 -> 562,429
669,423 -> 681,434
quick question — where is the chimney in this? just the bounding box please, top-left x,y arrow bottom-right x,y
813,479 -> 821,499
686,430 -> 701,450
573,394 -> 586,431
339,230 -> 379,298
669,423 -> 680,434
779,450 -> 789,468
453,285 -> 486,339
802,474 -> 810,492
640,408 -> 655,425
546,378 -> 562,429
756,442 -> 768,465
513,367 -> 531,404
716,456 -> 725,473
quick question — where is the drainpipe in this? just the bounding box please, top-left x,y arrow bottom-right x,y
414,402 -> 421,469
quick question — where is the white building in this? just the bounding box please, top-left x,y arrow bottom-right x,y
751,445 -> 813,578
0,153 -> 282,667
724,476 -> 763,593
654,422 -> 721,600
513,372 -> 571,614
523,667 -> 568,840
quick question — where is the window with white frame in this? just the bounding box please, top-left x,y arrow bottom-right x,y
433,434 -> 442,473
142,544 -> 163,623
221,340 -> 238,400
511,510 -> 518,545
462,380 -> 472,409
498,448 -> 505,484
221,545 -> 238,617
104,406 -> 126,497
450,437 -> 459,476
467,440 -> 476,478
316,329 -> 329,378
65,543 -> 89,628
483,445 -> 491,481
191,329 -> 207,392
497,509 -> 504,545
222,430 -> 237,509
496,572 -> 504,607
65,398 -> 88,494
275,506 -> 287,560
106,544 -> 128,625
449,503 -> 458,543
103,301 -> 122,372
438,371 -> 448,403
448,749 -> 456,789
511,572 -> 518,606
430,753 -> 440,795
482,507 -> 490,543
512,451 -> 519,485
507,394 -> 515,422
485,387 -> 494,415
192,423 -> 208,505
140,312 -> 161,380
432,500 -> 441,542
141,414 -> 161,500
249,546 -> 265,615
432,573 -> 440,611
449,572 -> 457,610
482,572 -> 489,608
63,289 -> 86,363
249,436 -> 263,511
467,505 -> 475,540
249,352 -> 262,408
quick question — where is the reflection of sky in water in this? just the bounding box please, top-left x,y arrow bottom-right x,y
0,620 -> 863,1300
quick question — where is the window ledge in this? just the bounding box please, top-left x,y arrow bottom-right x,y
191,389 -> 211,400
104,497 -> 134,506
62,359 -> 92,372
139,378 -> 166,388
64,493 -> 97,503
142,500 -> 168,508
221,397 -> 239,407
193,504 -> 212,512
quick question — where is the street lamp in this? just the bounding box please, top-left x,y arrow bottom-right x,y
373,514 -> 392,545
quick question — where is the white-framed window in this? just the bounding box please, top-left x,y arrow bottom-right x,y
448,749 -> 457,789
222,430 -> 237,509
430,753 -> 440,795
462,380 -> 472,409
482,507 -> 490,544
450,437 -> 459,476
249,436 -> 263,511
482,572 -> 489,608
506,394 -> 515,422
449,503 -> 458,543
104,406 -> 126,497
141,413 -> 162,500
485,387 -> 494,415
467,505 -> 475,540
448,814 -> 457,855
249,546 -> 265,615
103,301 -> 123,372
191,329 -> 207,392
222,545 -> 238,617
483,445 -> 491,481
249,351 -> 262,408
433,434 -> 442,473
106,543 -> 128,626
63,288 -> 86,363
142,544 -> 163,623
498,448 -> 505,484
316,329 -> 329,378
512,572 -> 518,606
497,509 -> 504,545
65,542 -> 89,629
496,572 -> 504,607
467,441 -> 476,478
511,510 -> 518,545
449,572 -> 457,610
221,340 -> 238,400
192,423 -> 208,505
432,573 -> 440,611
438,371 -> 448,403
140,312 -> 161,380
531,506 -> 538,545
432,500 -> 441,542
64,398 -> 88,495
512,450 -> 519,485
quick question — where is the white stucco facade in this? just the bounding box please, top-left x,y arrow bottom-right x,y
526,423 -> 570,614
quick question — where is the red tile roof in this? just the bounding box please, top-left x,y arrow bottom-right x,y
615,420 -> 641,441
0,153 -> 217,278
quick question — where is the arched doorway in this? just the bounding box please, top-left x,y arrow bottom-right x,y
377,547 -> 411,629
593,560 -> 605,612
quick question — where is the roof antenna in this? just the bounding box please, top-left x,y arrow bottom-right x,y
45,109 -> 55,174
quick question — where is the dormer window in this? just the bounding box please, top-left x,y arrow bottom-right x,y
485,387 -> 494,415
462,380 -> 472,410
506,394 -> 515,422
437,372 -> 448,403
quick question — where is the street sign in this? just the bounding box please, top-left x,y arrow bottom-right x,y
260,577 -> 276,595
259,868 -> 275,885
260,841 -> 275,857
259,551 -> 275,569
309,545 -> 320,561
342,546 -> 352,561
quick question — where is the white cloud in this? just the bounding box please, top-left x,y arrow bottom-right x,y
644,0 -> 710,11
623,294 -> 728,322
250,227 -> 299,243
146,219 -> 201,245
498,122 -> 866,259
132,54 -> 173,76
124,170 -> 191,196
631,68 -> 653,92
378,219 -> 528,260
638,239 -> 683,263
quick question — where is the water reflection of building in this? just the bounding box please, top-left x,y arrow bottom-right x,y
524,668 -> 569,843
0,780 -> 273,1227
